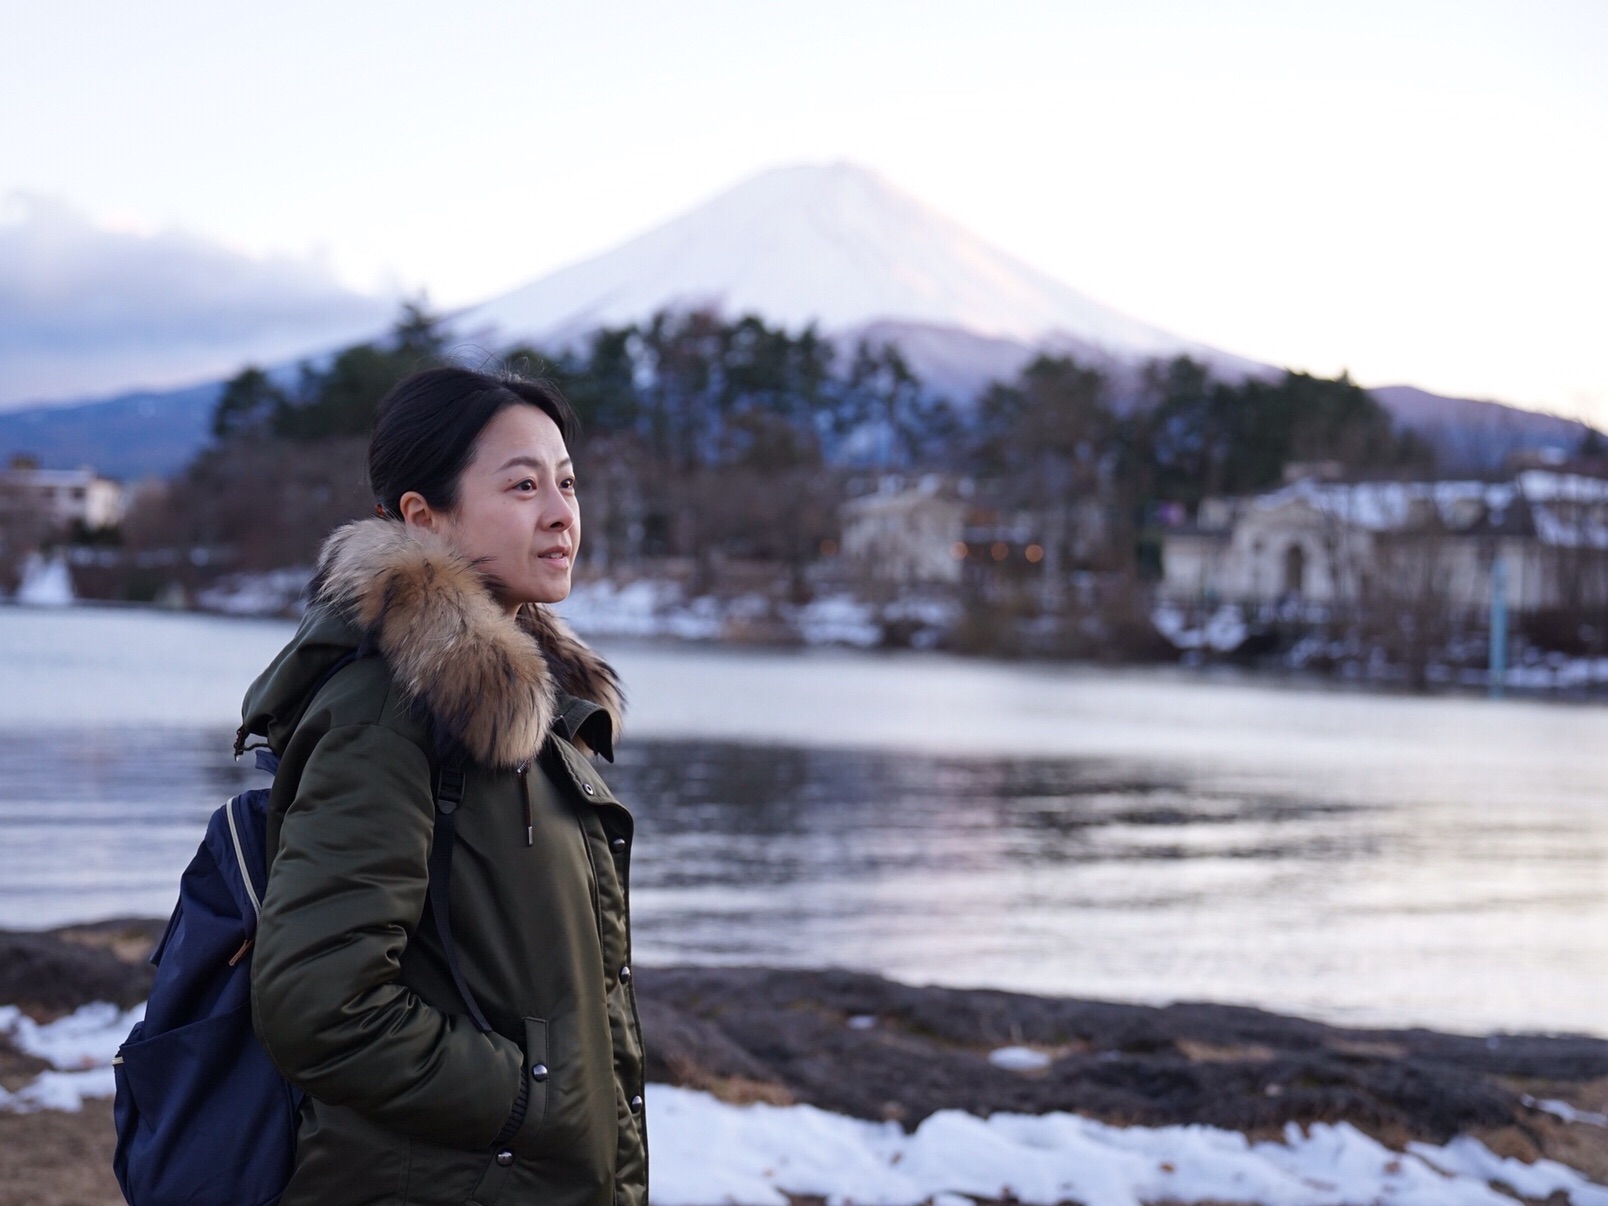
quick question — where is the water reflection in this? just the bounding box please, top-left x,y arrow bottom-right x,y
614,739 -> 1374,888
0,729 -> 1600,1036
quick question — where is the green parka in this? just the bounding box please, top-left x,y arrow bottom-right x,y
239,518 -> 646,1206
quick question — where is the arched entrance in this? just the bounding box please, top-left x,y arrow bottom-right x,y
1283,543 -> 1306,596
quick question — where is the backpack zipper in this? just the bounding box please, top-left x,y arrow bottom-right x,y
224,796 -> 262,919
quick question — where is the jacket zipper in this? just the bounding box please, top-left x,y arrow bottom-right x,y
517,762 -> 534,846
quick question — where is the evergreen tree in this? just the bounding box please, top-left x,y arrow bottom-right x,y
845,340 -> 926,468
212,366 -> 289,440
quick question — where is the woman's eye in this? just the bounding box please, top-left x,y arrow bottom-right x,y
515,478 -> 537,492
561,477 -> 577,491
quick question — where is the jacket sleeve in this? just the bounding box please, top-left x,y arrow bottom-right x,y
250,721 -> 525,1149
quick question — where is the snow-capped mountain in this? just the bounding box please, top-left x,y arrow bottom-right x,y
3,162 -> 1594,477
463,162 -> 1260,379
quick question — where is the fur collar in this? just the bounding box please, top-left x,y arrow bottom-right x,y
314,517 -> 623,768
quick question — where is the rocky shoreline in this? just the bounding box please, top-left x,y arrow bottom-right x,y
3,920 -> 1606,1205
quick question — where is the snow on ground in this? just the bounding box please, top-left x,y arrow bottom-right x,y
986,1045 -> 1052,1071
4,1002 -> 1606,1205
557,578 -> 726,640
1151,602 -> 1248,652
13,552 -> 75,606
181,566 -> 894,649
1524,1095 -> 1608,1128
793,594 -> 881,647
643,1087 -> 1608,1206
1500,656 -> 1608,689
1153,601 -> 1608,690
194,566 -> 312,615
0,1000 -> 141,1112
165,563 -> 1608,687
558,578 -> 882,646
646,1084 -> 1608,1206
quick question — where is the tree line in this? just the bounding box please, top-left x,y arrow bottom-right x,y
128,303 -> 1429,600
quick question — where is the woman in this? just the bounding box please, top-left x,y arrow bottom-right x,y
237,367 -> 646,1206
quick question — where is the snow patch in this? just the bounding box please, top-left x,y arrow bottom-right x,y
0,1001 -> 142,1113
794,594 -> 881,647
1523,1095 -> 1608,1128
1153,602 -> 1248,652
987,1045 -> 1053,1071
555,578 -> 769,642
13,551 -> 74,606
558,578 -> 885,647
194,566 -> 312,615
1,1067 -> 118,1112
647,1084 -> 1608,1206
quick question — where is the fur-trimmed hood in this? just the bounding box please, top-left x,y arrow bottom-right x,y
242,517 -> 622,768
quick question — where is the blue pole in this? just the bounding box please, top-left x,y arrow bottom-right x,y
1489,556 -> 1507,700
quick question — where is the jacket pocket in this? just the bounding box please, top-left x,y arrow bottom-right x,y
499,1010 -> 613,1159
467,1019 -> 548,1205
519,1017 -> 551,1142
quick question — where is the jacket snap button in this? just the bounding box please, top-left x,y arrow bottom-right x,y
610,837 -> 626,853
530,1062 -> 548,1081
629,1094 -> 644,1113
495,1150 -> 515,1166
581,782 -> 595,795
618,965 -> 631,983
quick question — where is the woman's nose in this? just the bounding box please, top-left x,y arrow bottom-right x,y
544,493 -> 576,529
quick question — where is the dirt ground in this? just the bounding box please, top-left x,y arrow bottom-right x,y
638,965 -> 1608,1184
0,1099 -> 122,1206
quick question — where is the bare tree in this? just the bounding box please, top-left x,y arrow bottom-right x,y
0,471 -> 53,594
1359,515 -> 1458,689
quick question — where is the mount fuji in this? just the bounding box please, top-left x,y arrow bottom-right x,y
1,163 -> 1593,478
460,162 -> 1265,397
456,162 -> 1593,459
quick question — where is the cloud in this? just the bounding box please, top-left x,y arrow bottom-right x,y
0,195 -> 393,407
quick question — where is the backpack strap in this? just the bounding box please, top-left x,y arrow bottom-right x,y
252,643 -> 495,1036
426,747 -> 494,1035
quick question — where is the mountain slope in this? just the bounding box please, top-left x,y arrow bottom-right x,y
1369,386 -> 1592,471
0,382 -> 220,480
466,162 -> 1259,376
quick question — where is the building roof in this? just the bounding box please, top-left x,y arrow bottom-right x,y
1167,470 -> 1608,551
1240,471 -> 1608,549
1,465 -> 113,488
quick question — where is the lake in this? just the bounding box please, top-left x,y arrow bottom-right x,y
1,604 -> 1604,1038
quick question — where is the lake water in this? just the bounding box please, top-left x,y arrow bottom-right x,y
1,605 -> 1604,1038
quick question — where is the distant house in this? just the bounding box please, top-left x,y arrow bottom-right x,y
1160,471 -> 1608,616
0,464 -> 127,532
840,475 -> 969,586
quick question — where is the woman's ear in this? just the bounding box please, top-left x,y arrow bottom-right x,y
398,490 -> 437,531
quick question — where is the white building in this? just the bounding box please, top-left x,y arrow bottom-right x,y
840,475 -> 967,586
1160,471 -> 1608,616
0,465 -> 127,532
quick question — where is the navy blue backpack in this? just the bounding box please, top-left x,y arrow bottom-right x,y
112,750 -> 301,1206
113,731 -> 487,1206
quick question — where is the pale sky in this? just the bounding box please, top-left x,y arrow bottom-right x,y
2,0 -> 1605,423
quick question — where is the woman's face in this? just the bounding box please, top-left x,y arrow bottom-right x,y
405,404 -> 579,609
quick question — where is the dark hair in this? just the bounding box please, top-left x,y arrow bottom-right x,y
368,367 -> 579,518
